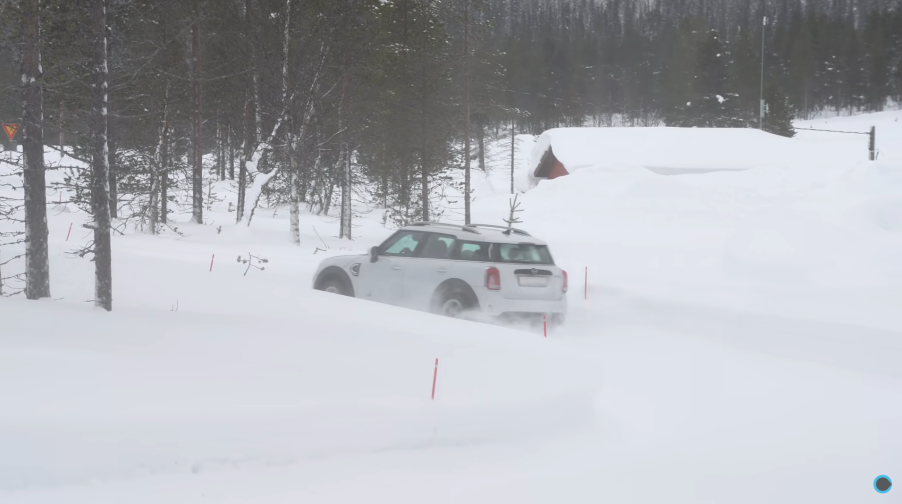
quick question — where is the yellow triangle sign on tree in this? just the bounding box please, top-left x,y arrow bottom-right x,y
2,123 -> 19,141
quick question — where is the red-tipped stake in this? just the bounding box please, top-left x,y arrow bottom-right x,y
65,223 -> 72,242
584,266 -> 588,300
543,314 -> 547,338
431,358 -> 439,400
209,254 -> 215,272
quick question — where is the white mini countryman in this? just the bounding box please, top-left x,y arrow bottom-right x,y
312,223 -> 567,325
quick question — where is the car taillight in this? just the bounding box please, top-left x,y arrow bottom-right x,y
562,270 -> 568,292
486,267 -> 501,291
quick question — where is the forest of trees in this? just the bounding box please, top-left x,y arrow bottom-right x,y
490,0 -> 902,132
1,0 -> 901,306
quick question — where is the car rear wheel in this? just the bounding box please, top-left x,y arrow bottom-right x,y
438,290 -> 477,319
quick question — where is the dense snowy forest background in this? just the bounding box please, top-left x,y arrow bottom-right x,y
1,0 -> 901,304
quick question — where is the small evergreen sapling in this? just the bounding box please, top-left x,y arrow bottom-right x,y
503,193 -> 523,232
763,84 -> 797,138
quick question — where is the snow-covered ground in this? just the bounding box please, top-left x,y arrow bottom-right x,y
2,111 -> 901,503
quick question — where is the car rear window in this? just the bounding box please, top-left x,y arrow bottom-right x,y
493,243 -> 554,265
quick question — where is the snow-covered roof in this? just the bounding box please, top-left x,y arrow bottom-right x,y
528,127 -> 799,187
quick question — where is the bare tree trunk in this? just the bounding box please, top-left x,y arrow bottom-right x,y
477,118 -> 485,172
91,0 -> 112,311
282,0 -> 300,246
150,81 -> 171,234
289,136 -> 300,245
21,0 -> 50,300
510,120 -> 515,195
381,172 -> 387,209
107,34 -> 117,219
307,141 -> 322,213
420,52 -> 429,223
322,165 -> 334,216
217,112 -> 224,180
340,133 -> 351,238
108,132 -> 117,218
191,1 -> 204,224
237,107 -> 248,222
300,140 -> 309,203
246,0 -> 261,144
161,137 -> 169,225
463,0 -> 471,225
228,123 -> 234,180
339,72 -> 352,238
302,126 -> 318,207
59,100 -> 65,148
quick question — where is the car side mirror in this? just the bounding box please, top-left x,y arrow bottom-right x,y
369,246 -> 379,263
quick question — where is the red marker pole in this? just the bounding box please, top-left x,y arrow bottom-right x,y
431,358 -> 439,400
209,254 -> 215,272
543,314 -> 547,338
65,223 -> 72,242
584,266 -> 588,300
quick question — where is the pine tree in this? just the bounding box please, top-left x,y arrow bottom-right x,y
20,0 -> 51,300
763,83 -> 796,138
662,17 -> 706,127
730,23 -> 761,125
671,28 -> 744,128
90,0 -> 112,311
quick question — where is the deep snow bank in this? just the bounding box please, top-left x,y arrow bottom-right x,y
2,109 -> 901,503
477,112 -> 902,332
527,127 -> 804,186
0,296 -> 596,490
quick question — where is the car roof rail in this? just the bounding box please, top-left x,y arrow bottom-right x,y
407,221 -> 480,233
409,221 -> 452,228
463,223 -> 532,237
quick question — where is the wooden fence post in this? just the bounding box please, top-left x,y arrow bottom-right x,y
869,126 -> 876,161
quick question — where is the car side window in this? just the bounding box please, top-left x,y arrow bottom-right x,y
456,241 -> 490,262
420,234 -> 456,259
381,231 -> 425,257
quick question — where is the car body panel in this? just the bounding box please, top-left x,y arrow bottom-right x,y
401,257 -> 456,311
356,256 -> 411,305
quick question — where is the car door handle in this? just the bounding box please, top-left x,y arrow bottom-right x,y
437,268 -> 448,273
391,265 -> 402,271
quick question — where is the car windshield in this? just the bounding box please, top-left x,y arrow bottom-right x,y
493,243 -> 554,264
380,231 -> 425,257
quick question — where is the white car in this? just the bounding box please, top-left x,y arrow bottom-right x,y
312,223 -> 567,324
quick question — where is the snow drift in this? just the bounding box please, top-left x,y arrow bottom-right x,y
529,127 -> 808,187
2,110 -> 902,503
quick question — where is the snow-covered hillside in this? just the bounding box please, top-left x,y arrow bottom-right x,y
2,111 -> 901,503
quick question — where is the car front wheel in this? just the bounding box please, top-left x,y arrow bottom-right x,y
319,277 -> 351,296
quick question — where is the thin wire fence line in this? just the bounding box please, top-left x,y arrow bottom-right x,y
796,127 -> 870,135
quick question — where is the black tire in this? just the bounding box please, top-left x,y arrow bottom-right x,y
318,276 -> 351,296
437,289 -> 478,318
